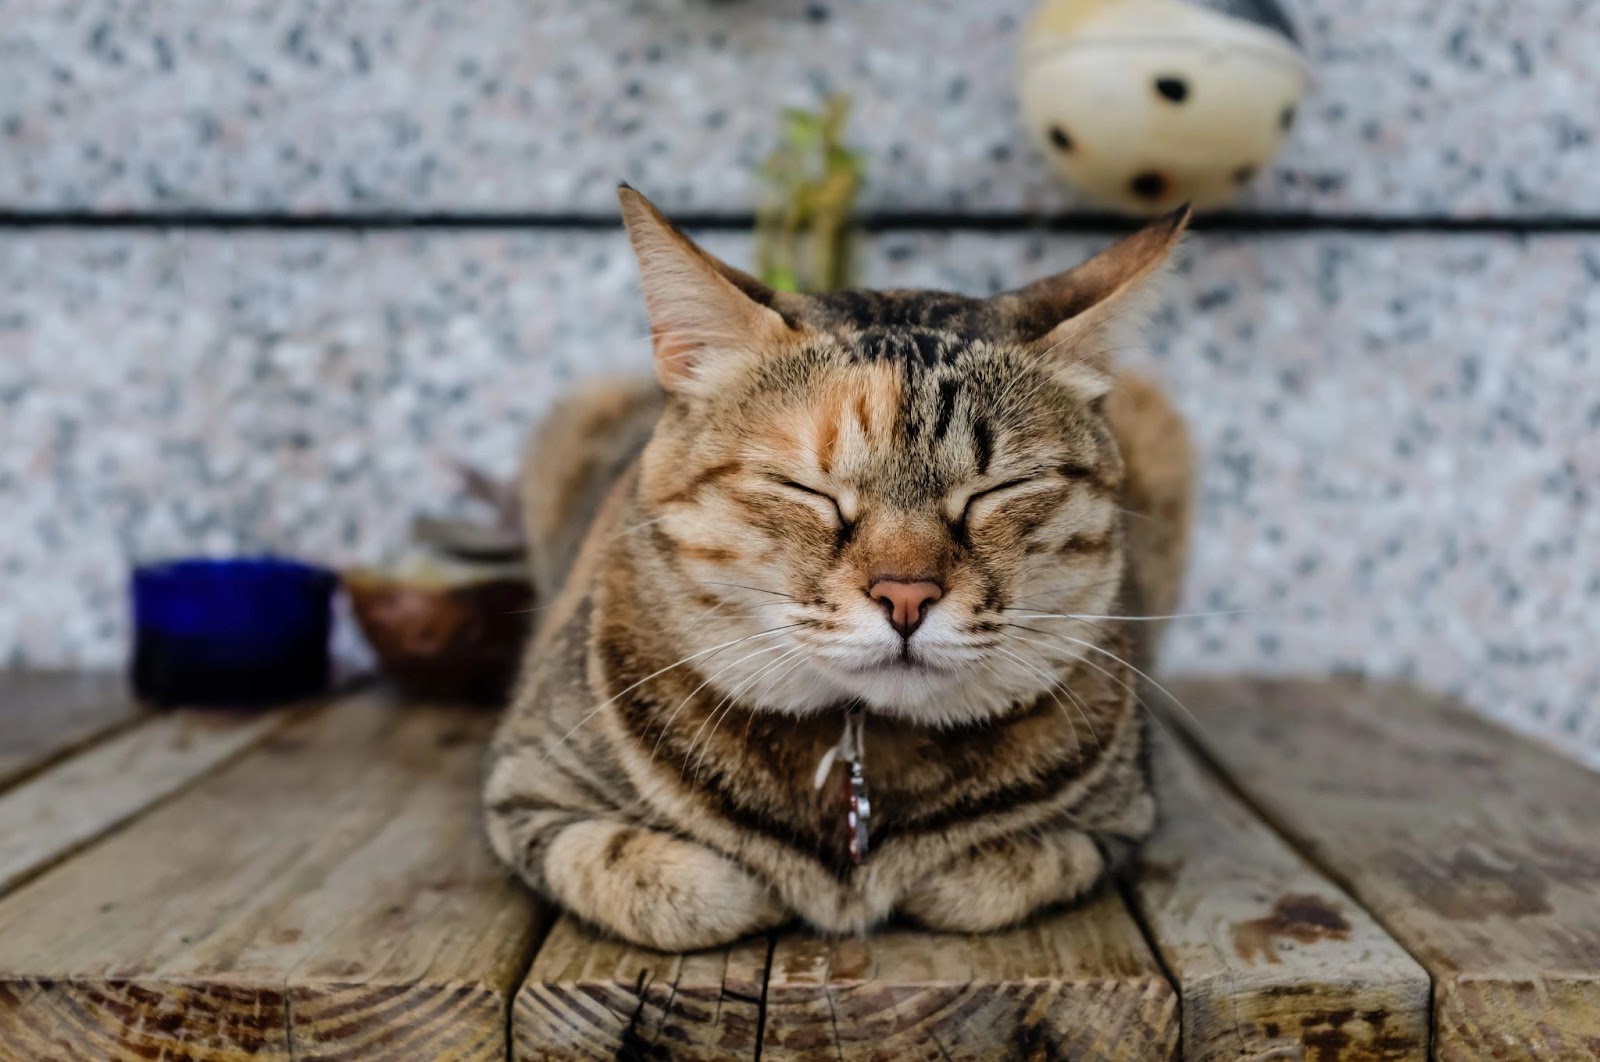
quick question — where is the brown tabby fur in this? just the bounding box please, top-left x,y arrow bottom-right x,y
485,187 -> 1195,950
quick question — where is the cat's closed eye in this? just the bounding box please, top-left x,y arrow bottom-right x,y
775,478 -> 849,526
952,477 -> 1049,526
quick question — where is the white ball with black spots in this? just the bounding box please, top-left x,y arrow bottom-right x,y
1019,0 -> 1311,213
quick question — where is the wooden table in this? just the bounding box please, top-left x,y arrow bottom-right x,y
0,673 -> 1596,1060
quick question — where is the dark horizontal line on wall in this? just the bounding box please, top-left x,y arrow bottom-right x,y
2,210 -> 1599,235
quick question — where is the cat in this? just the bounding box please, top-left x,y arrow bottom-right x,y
484,185 -> 1194,950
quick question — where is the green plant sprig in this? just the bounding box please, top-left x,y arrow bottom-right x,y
755,95 -> 864,294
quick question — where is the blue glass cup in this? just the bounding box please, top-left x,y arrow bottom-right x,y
131,557 -> 337,707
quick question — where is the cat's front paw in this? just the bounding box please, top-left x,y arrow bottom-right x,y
547,821 -> 786,951
898,830 -> 1106,933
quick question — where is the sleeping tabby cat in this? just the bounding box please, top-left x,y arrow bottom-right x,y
484,186 -> 1195,950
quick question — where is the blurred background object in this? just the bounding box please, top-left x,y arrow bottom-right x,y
345,461 -> 532,703
344,555 -> 532,705
131,557 -> 335,706
1,1 -> 1597,765
1018,0 -> 1312,212
755,95 -> 864,292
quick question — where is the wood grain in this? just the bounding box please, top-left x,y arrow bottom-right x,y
1174,677 -> 1600,1062
0,670 -> 139,791
0,707 -> 293,894
0,690 -> 548,1061
514,916 -> 768,1061
1131,730 -> 1430,1061
761,892 -> 1177,1061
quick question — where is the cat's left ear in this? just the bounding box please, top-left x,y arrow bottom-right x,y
618,184 -> 794,397
994,205 -> 1190,396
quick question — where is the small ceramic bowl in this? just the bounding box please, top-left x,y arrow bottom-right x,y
131,557 -> 337,707
344,555 -> 534,705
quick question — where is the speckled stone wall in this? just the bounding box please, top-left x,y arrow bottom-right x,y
3,2 -> 1598,766
4,0 -> 1598,215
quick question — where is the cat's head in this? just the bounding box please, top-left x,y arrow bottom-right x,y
619,185 -> 1186,726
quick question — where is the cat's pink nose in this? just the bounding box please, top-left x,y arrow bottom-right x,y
868,578 -> 944,639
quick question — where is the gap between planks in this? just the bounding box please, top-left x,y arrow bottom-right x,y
0,704 -> 303,896
514,880 -> 1180,1060
14,675 -> 1571,1059
759,892 -> 1178,1062
515,915 -> 771,1061
1168,677 -> 1600,1062
0,688 -> 553,1062
1124,727 -> 1430,1061
0,671 -> 143,793
511,679 -> 1456,1061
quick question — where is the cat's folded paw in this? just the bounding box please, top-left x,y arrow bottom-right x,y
548,821 -> 786,951
898,830 -> 1105,933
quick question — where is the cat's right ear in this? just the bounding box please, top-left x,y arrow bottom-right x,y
994,205 -> 1190,399
618,184 -> 793,397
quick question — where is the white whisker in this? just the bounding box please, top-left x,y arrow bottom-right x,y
1007,631 -> 1182,750
610,514 -> 669,540
1006,624 -> 1206,737
1005,609 -> 1250,622
700,581 -> 800,601
685,647 -> 806,782
537,624 -> 802,759
649,641 -> 792,766
992,644 -> 1102,753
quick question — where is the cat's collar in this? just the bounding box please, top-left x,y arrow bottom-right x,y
812,705 -> 871,865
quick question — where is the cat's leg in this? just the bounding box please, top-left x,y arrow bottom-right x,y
551,819 -> 786,951
896,829 -> 1108,933
484,755 -> 785,950
519,376 -> 664,597
1104,372 -> 1195,666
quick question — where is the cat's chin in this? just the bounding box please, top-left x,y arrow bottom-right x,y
815,661 -> 1026,729
718,644 -> 1047,728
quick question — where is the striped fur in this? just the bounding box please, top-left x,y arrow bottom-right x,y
485,189 -> 1195,949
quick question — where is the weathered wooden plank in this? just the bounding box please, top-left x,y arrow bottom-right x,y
1131,729 -> 1430,1061
1173,677 -> 1600,1062
761,892 -> 1177,1061
513,916 -> 768,1061
0,707 -> 292,895
0,691 -> 548,1061
279,708 -> 551,1062
0,671 -> 139,791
